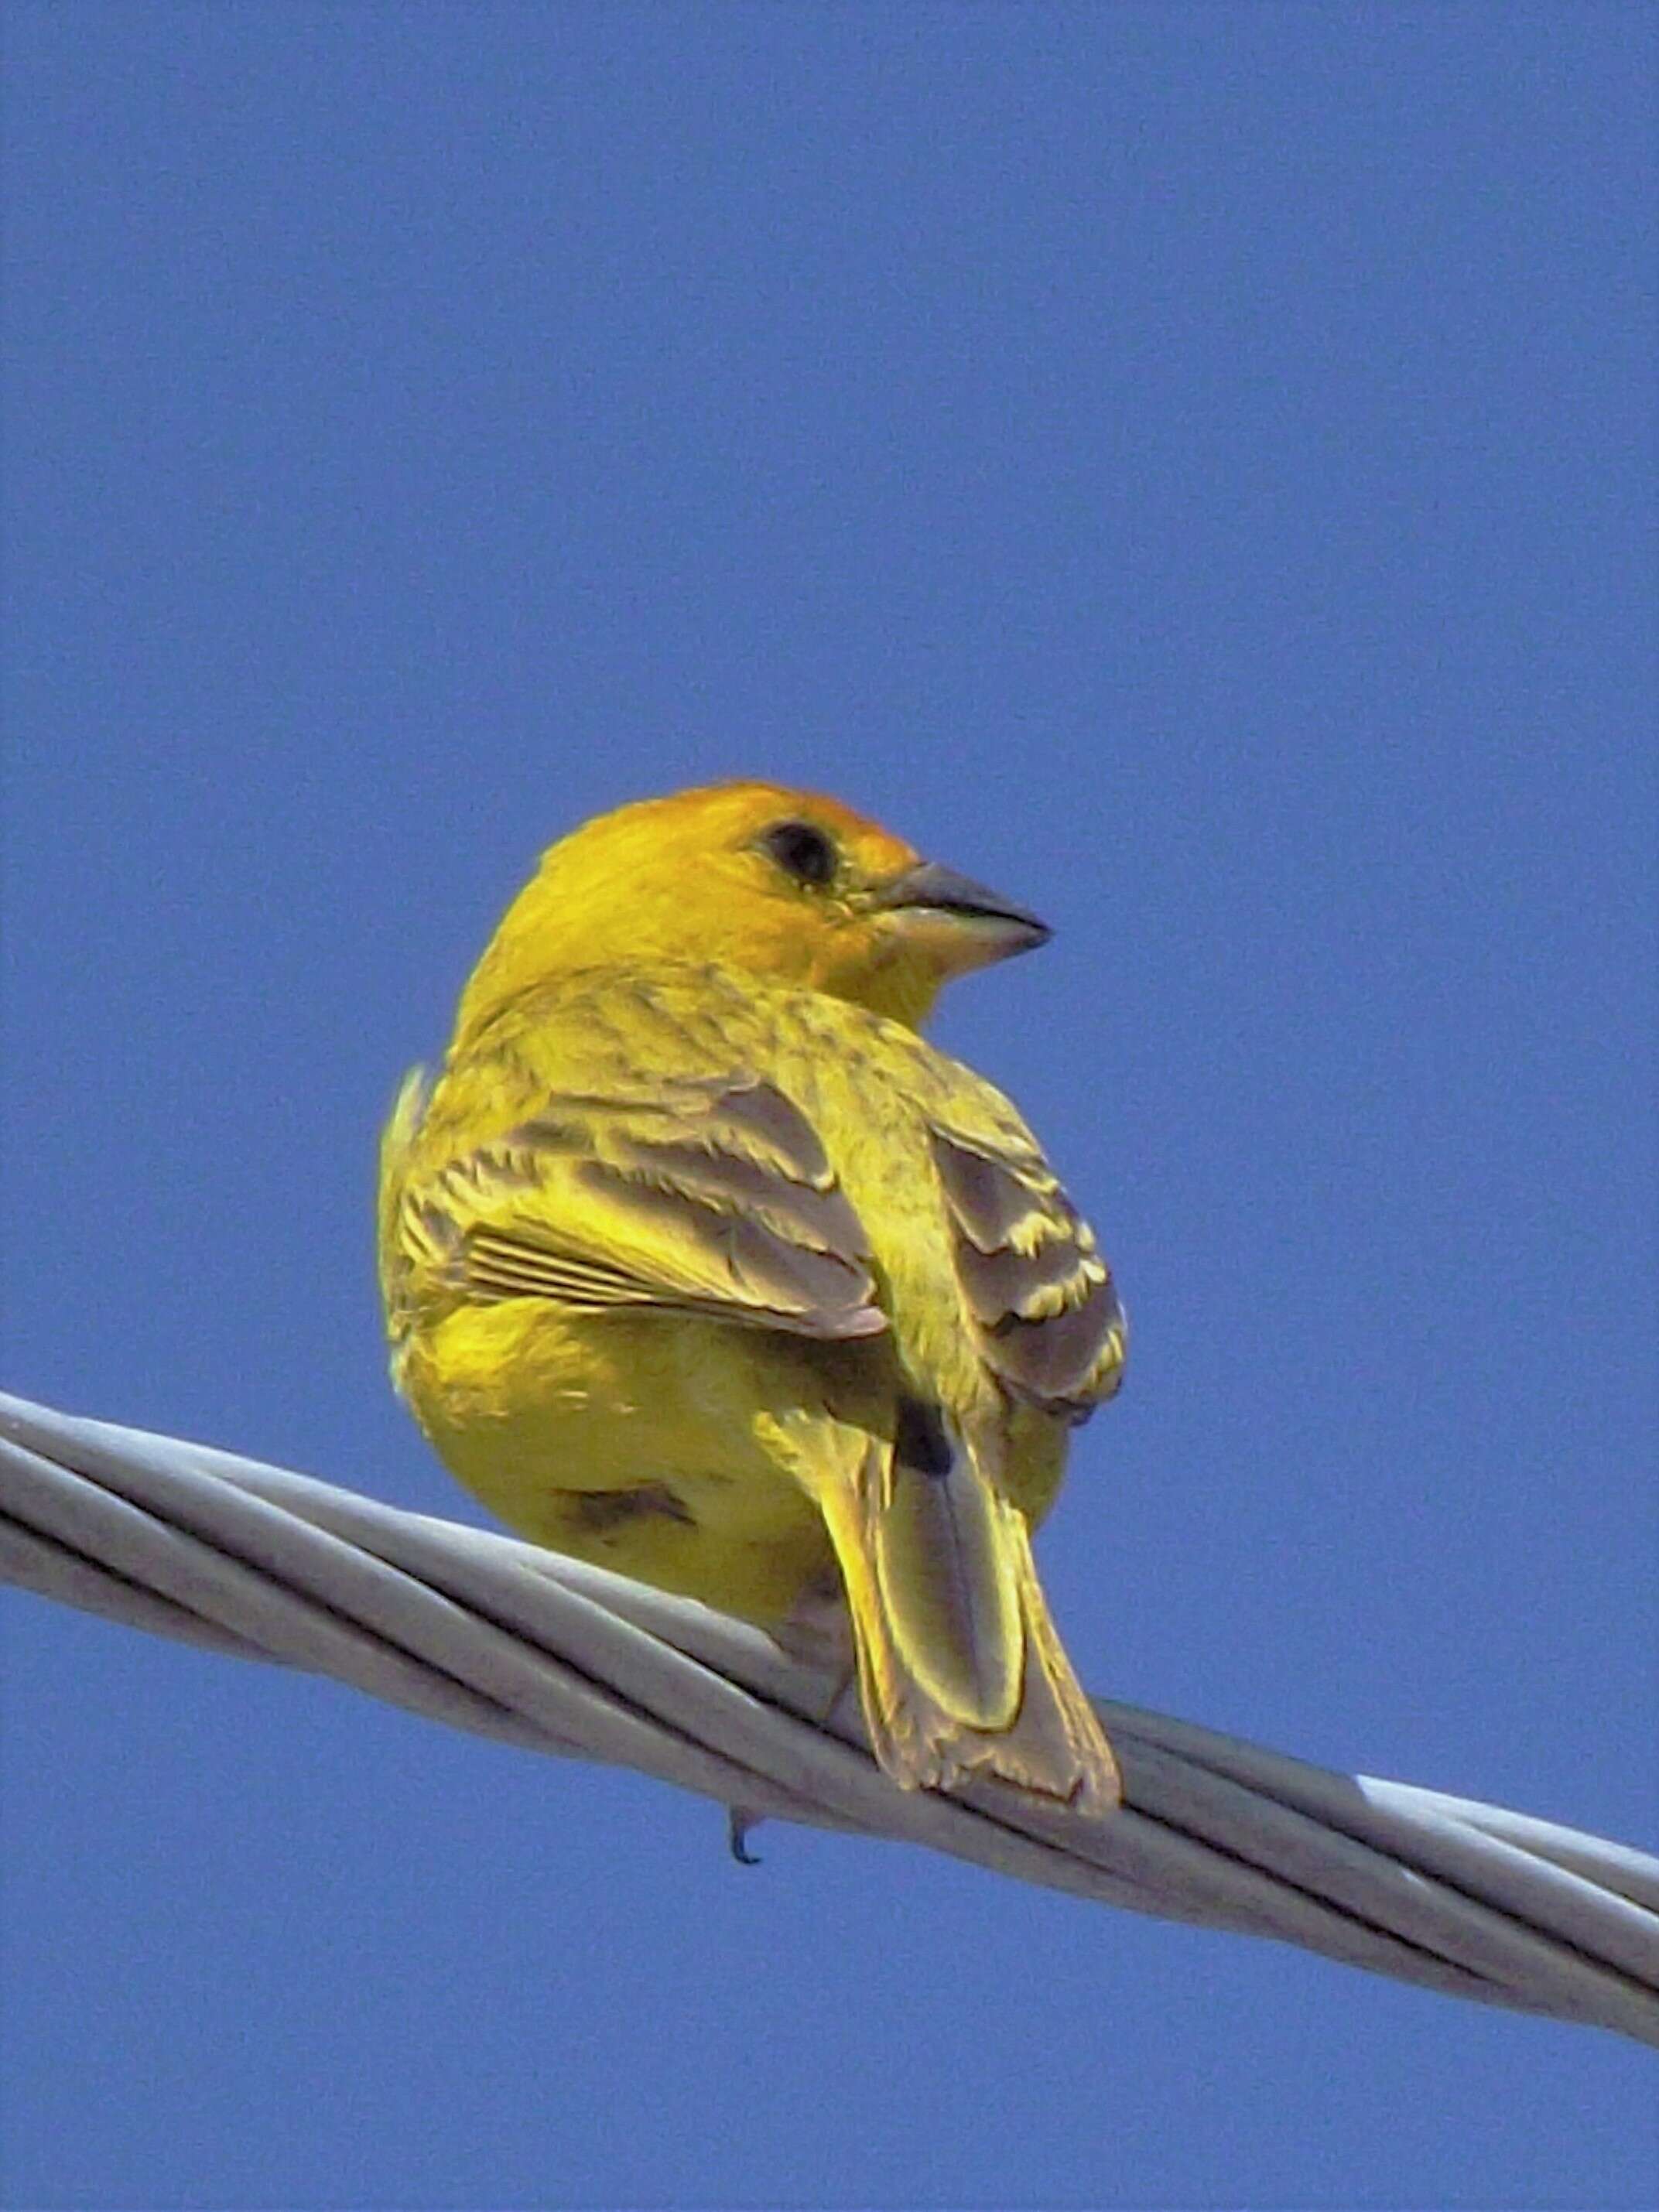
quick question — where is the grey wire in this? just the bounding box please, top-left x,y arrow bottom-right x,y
2,1389 -> 1654,2047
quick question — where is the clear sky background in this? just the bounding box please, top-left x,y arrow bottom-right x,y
2,6 -> 1654,2207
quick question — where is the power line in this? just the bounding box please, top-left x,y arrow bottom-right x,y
2,1389 -> 1654,2046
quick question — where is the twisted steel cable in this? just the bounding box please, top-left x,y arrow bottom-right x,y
2,1388 -> 1654,2048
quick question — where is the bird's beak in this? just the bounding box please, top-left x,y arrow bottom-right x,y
868,860 -> 1052,972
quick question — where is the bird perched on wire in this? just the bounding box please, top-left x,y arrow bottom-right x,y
378,781 -> 1127,1812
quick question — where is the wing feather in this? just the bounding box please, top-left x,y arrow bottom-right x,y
929,1125 -> 1126,1418
395,1072 -> 886,1342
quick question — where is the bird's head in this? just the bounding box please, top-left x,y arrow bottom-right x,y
454,780 -> 1051,1041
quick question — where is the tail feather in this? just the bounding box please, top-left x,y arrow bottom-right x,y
871,1423 -> 1022,1732
765,1409 -> 1120,1814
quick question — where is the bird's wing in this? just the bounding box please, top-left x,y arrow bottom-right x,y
388,1066 -> 887,1342
925,1106 -> 1127,1420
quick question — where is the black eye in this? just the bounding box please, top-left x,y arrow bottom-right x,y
759,819 -> 837,887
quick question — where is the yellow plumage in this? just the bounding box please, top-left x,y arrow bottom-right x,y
378,782 -> 1127,1809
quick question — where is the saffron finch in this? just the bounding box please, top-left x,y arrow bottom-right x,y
378,783 -> 1127,1810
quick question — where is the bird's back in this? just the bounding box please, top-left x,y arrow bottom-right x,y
382,959 -> 1121,1468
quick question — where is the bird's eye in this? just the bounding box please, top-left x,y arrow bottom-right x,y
758,819 -> 838,887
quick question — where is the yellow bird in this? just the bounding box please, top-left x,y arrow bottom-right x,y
378,782 -> 1127,1811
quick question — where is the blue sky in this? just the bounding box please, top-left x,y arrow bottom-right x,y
2,5 -> 1654,2205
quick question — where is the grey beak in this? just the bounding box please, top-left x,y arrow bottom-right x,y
872,861 -> 1052,953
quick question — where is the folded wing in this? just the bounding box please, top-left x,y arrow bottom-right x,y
929,1121 -> 1126,1420
386,1068 -> 886,1342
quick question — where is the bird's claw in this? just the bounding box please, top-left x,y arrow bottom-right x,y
727,1807 -> 763,1865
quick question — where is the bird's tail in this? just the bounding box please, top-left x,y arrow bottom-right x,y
766,1409 -> 1120,1814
